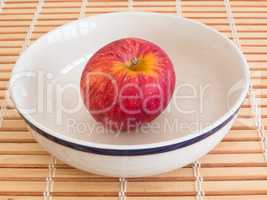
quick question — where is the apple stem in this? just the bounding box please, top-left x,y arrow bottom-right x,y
131,57 -> 139,65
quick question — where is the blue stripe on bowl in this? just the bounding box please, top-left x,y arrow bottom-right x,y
18,110 -> 238,156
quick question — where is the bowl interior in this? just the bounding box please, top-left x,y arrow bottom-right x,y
11,12 -> 248,146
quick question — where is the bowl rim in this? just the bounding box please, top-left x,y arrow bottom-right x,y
10,11 -> 250,154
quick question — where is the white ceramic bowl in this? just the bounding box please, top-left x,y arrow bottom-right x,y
10,12 -> 249,177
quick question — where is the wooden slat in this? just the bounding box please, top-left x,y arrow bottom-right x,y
0,120 -> 27,131
181,1 -> 225,6
0,131 -> 34,143
204,180 -> 267,195
0,168 -> 48,180
200,167 -> 267,181
5,197 -> 118,200
0,21 -> 31,27
0,198 -> 116,200
2,109 -> 20,119
0,196 -> 267,200
211,141 -> 262,154
0,155 -> 66,168
200,154 -> 266,167
0,197 -> 43,200
224,130 -> 259,141
53,181 -> 119,195
126,181 -> 195,195
3,4 -> 37,9
0,81 -> 8,90
0,181 -> 45,194
0,143 -> 46,155
0,41 -> 24,48
231,117 -> 256,130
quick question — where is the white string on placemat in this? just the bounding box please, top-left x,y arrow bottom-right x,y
176,0 -> 182,16
223,0 -> 267,161
79,0 -> 88,19
193,161 -> 205,200
250,88 -> 267,161
0,102 -> 6,128
0,0 -> 5,12
128,0 -> 133,11
224,0 -> 241,48
119,177 -> 127,200
44,156 -> 57,200
22,0 -> 45,51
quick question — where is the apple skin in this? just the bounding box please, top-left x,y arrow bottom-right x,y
80,38 -> 176,131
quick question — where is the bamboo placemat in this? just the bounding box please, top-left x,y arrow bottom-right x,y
0,0 -> 267,199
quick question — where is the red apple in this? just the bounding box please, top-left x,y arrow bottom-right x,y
80,38 -> 175,131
